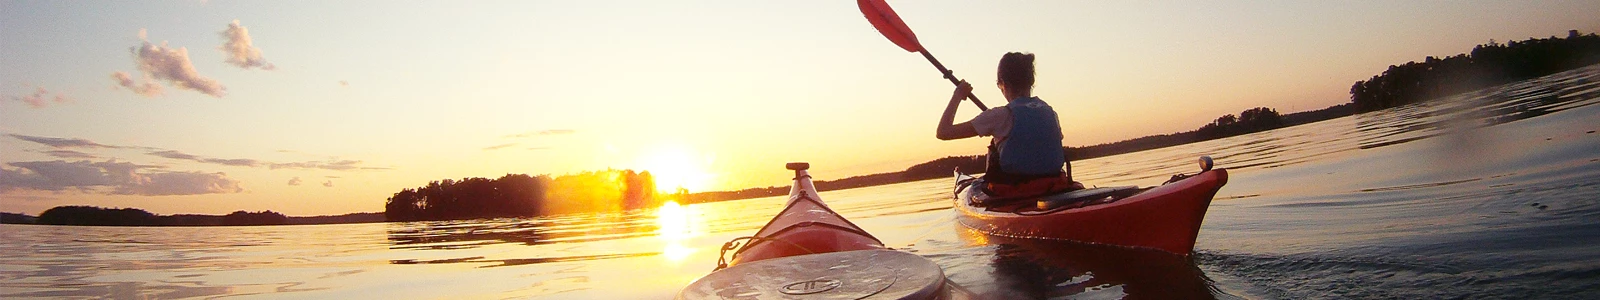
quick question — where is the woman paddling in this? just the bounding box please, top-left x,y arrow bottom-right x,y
937,52 -> 1081,199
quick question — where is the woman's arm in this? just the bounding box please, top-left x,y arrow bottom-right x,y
936,80 -> 980,140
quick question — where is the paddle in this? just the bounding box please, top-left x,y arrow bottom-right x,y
858,0 -> 989,111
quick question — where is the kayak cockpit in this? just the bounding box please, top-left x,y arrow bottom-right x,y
955,172 -> 1143,214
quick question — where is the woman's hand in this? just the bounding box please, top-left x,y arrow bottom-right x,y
951,80 -> 973,102
937,80 -> 980,140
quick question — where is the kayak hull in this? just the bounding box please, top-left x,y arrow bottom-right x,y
954,169 -> 1228,255
680,163 -> 952,300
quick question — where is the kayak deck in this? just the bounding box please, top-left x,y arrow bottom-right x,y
681,163 -> 951,300
725,164 -> 885,266
680,249 -> 947,300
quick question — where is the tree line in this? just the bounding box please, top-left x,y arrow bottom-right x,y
383,170 -> 662,221
1350,30 -> 1600,112
4,207 -> 383,226
27,206 -> 290,226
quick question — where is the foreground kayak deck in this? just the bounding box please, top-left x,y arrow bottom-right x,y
954,168 -> 1229,255
680,163 -> 955,300
680,249 -> 947,299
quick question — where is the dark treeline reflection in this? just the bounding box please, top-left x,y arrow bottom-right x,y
383,170 -> 663,222
1351,30 -> 1600,112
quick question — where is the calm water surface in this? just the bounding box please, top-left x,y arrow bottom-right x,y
4,65 -> 1600,299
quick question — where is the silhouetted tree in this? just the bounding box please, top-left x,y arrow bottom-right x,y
1351,30 -> 1600,112
222,210 -> 289,226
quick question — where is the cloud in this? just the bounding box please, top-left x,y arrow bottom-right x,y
483,143 -> 518,151
0,160 -> 240,196
6,195 -> 56,202
505,129 -> 577,138
11,87 -> 73,108
111,71 -> 164,97
128,30 -> 226,97
7,135 -> 383,171
8,134 -> 121,149
147,150 -> 201,161
339,80 -> 349,87
322,180 -> 333,187
40,150 -> 97,159
288,177 -> 302,186
268,159 -> 368,171
144,148 -> 381,171
219,20 -> 275,70
148,150 -> 262,167
112,171 -> 243,196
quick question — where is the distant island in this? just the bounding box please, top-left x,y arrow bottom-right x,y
10,29 -> 1596,226
0,206 -> 382,226
382,170 -> 665,222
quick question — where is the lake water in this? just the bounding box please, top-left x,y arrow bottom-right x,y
4,64 -> 1600,299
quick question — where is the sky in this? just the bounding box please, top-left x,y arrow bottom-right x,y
3,0 -> 1598,216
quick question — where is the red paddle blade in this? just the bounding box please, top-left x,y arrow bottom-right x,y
858,0 -> 922,52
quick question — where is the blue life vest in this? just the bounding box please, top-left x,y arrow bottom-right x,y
987,96 -> 1065,178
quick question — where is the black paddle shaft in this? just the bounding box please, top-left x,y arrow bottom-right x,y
919,50 -> 989,111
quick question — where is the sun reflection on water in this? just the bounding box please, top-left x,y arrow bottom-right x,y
655,201 -> 702,262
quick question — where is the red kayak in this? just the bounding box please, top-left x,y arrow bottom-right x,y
679,163 -> 951,300
954,157 -> 1228,255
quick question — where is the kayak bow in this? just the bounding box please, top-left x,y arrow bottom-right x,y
679,163 -> 948,300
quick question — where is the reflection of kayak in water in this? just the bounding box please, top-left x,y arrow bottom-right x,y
954,157 -> 1228,255
680,163 -> 968,300
955,225 -> 1222,299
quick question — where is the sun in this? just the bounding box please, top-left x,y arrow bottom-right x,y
637,145 -> 716,193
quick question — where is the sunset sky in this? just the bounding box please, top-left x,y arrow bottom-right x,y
3,1 -> 1597,216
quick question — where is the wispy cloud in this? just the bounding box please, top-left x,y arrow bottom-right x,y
483,143 -> 518,151
9,134 -> 389,172
287,177 -> 302,186
0,160 -> 242,196
39,150 -> 97,159
339,80 -> 349,87
10,87 -> 73,108
7,195 -> 56,202
110,71 -> 163,97
269,160 -> 368,171
123,29 -> 226,97
219,20 -> 275,70
504,129 -> 577,138
322,180 -> 333,187
147,150 -> 262,167
491,129 -> 575,151
147,149 -> 382,171
8,134 -> 121,149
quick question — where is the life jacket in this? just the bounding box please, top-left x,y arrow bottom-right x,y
985,96 -> 1066,183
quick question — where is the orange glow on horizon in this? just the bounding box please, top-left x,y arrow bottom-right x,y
638,144 -> 717,193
